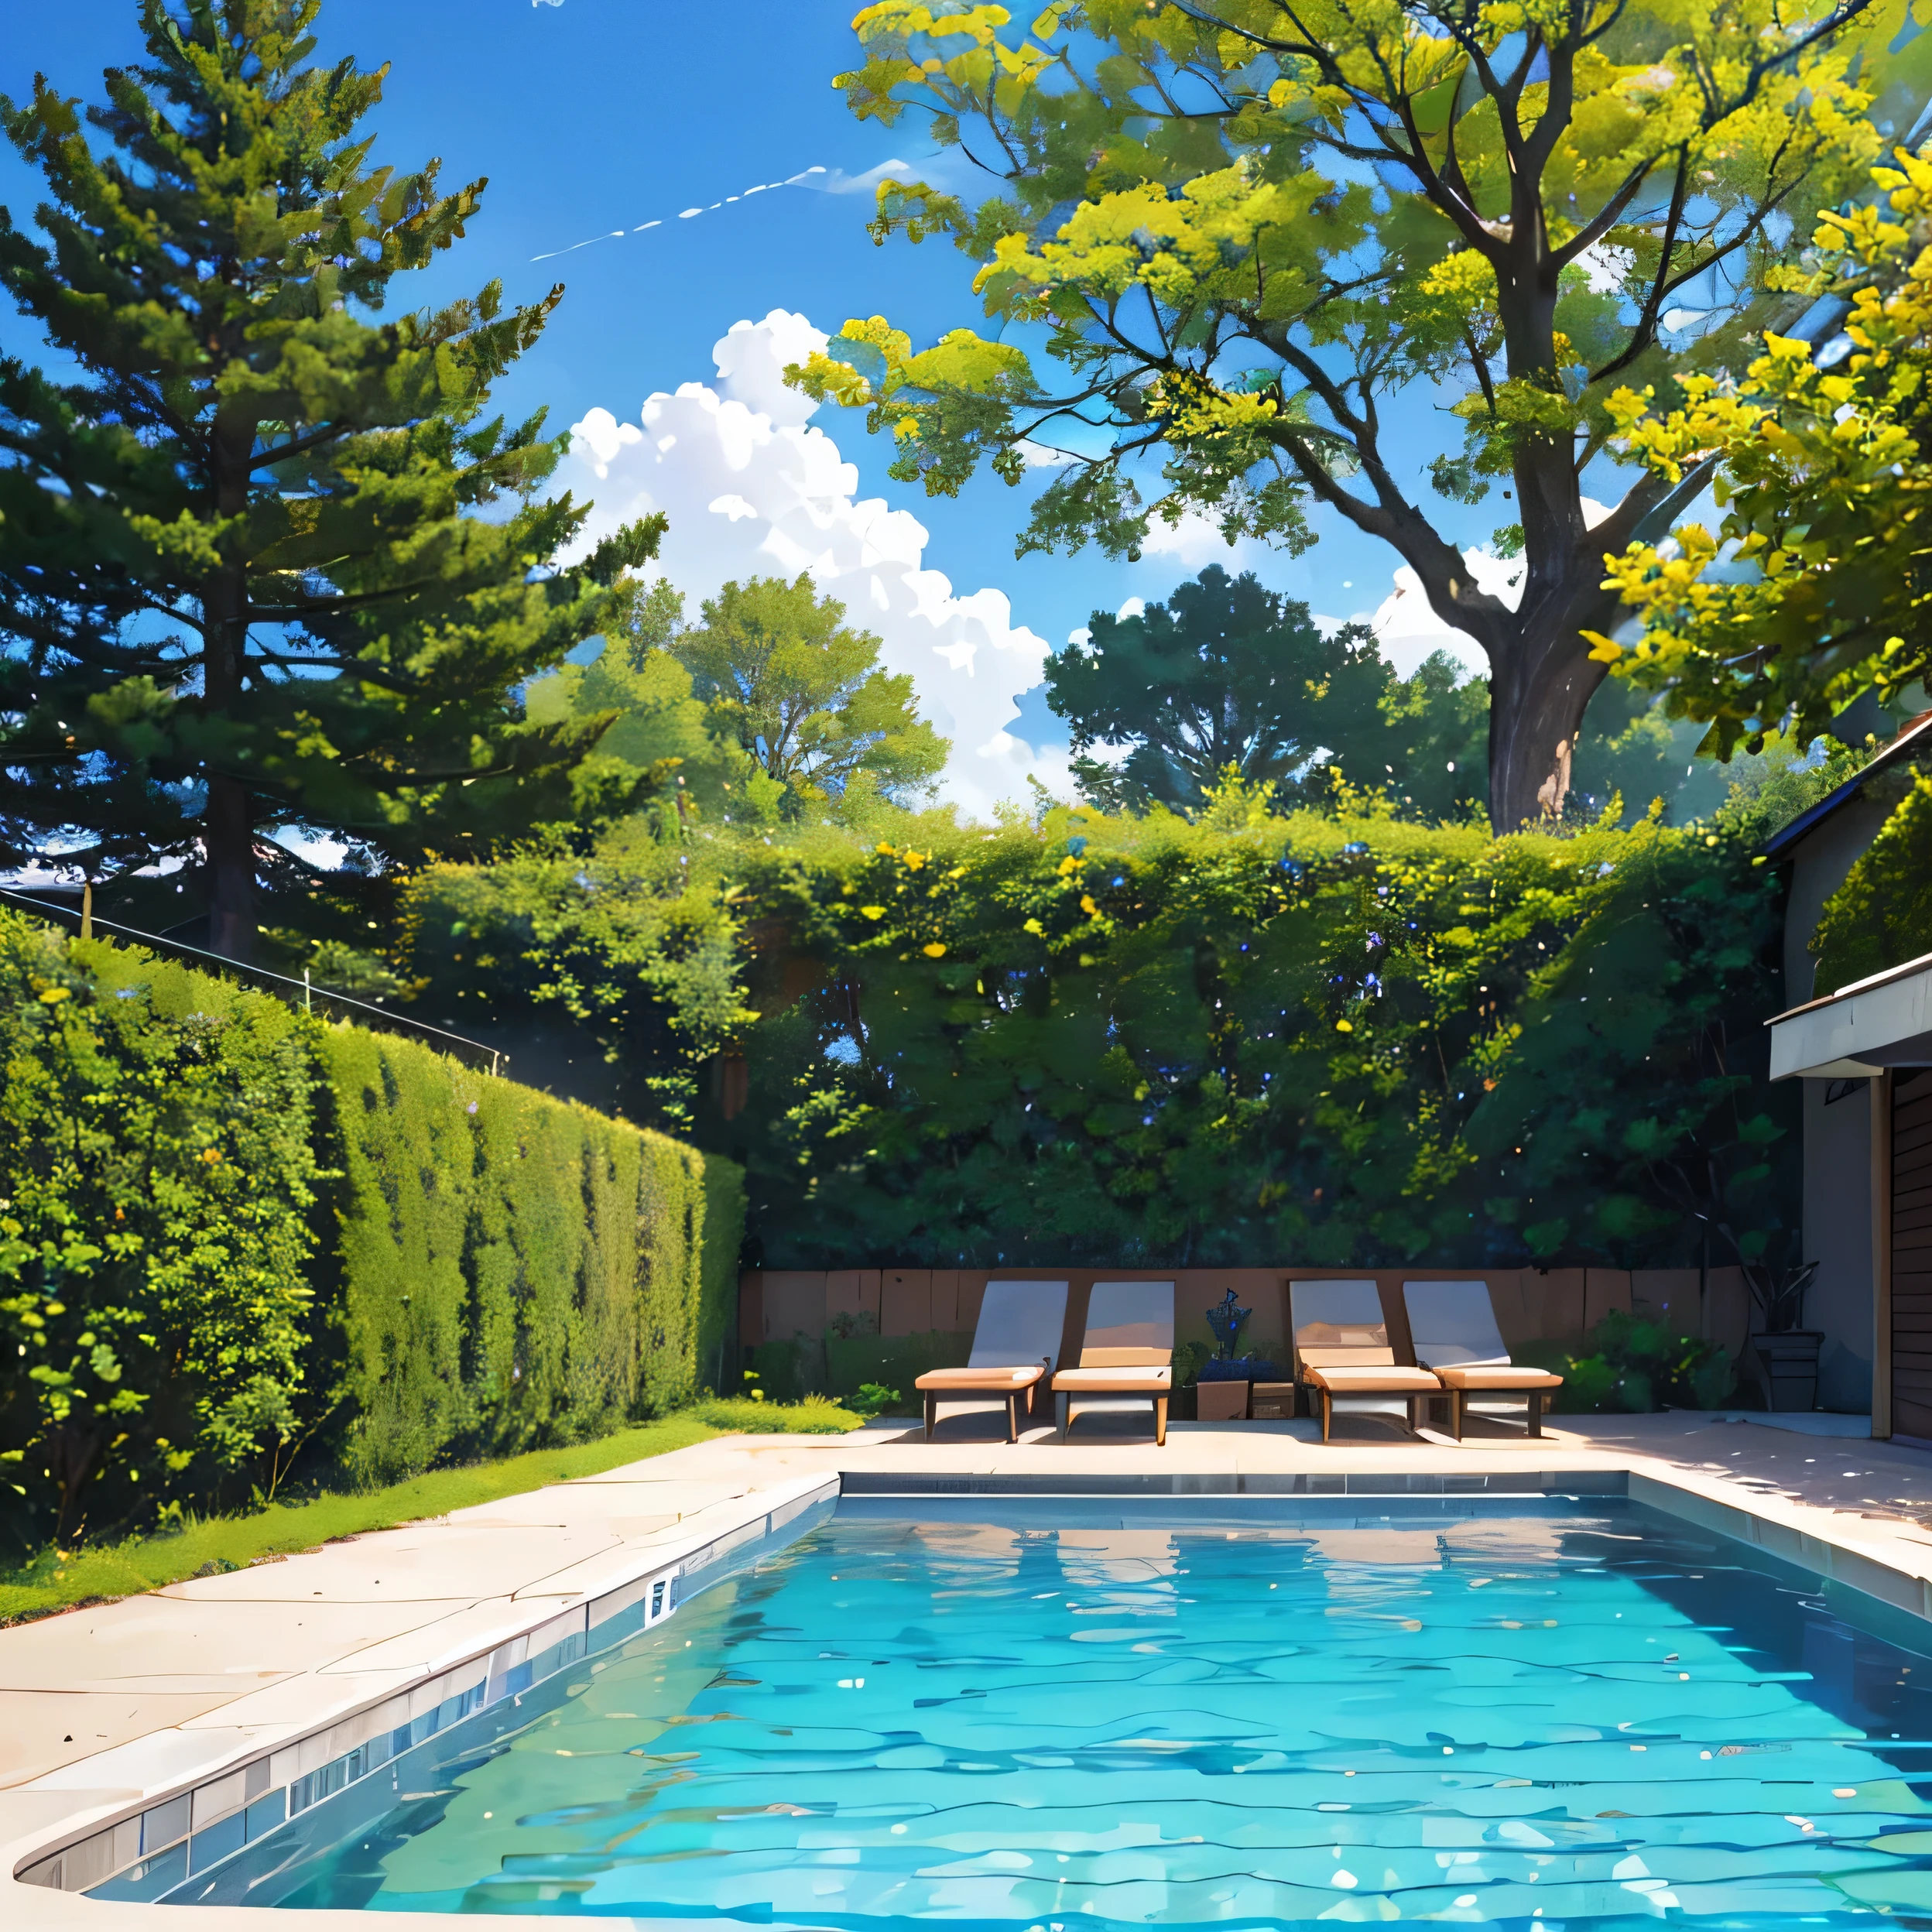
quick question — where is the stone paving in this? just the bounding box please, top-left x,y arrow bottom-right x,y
6,1406 -> 1932,1930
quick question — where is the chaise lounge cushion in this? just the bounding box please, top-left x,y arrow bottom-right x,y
1052,1365 -> 1173,1392
1301,1365 -> 1441,1392
916,1365 -> 1045,1391
1430,1364 -> 1562,1390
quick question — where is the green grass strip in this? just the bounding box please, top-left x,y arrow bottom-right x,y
1,1399 -> 862,1626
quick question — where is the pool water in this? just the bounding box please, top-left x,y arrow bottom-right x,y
184,1497 -> 1932,1924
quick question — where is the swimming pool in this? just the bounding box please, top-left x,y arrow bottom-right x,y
115,1495 -> 1932,1924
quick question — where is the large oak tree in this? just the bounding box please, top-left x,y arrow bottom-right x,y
795,0 -> 1916,828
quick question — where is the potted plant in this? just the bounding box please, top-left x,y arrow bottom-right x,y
1196,1289 -> 1280,1419
1745,1261 -> 1823,1412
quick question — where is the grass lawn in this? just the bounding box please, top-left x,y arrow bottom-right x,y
1,1396 -> 862,1627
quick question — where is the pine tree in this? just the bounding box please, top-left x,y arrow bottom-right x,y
0,0 -> 661,961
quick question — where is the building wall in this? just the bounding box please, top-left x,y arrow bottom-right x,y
1783,798 -> 1891,1007
1780,810 -> 1888,1414
1802,1078 -> 1876,1412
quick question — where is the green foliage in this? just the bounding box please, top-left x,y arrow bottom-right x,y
527,577 -> 745,838
1375,654 -> 1492,824
1596,152 -> 1932,759
0,0 -> 661,957
0,913 -> 743,1547
1540,1311 -> 1737,1414
796,0 -> 1910,827
673,575 -> 949,813
742,804 -> 1793,1269
825,1330 -> 971,1399
0,913 -> 324,1548
1462,809 -> 1796,1270
850,1382 -> 903,1419
406,783 -> 1793,1276
321,1026 -> 743,1485
690,1394 -> 862,1435
1171,1339 -> 1213,1390
399,824 -> 761,1135
1812,774 -> 1932,994
1047,566 -> 1487,819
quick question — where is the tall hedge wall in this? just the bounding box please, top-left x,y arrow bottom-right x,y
322,1029 -> 743,1484
0,915 -> 744,1550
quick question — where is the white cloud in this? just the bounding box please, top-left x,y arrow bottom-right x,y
1361,498 -> 1613,680
1138,507 -> 1245,567
564,310 -> 1074,821
811,159 -> 915,195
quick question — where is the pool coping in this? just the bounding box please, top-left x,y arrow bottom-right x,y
1,1470 -> 840,1930
9,1434 -> 1932,1927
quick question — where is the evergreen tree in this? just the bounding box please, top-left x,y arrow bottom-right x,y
0,0 -> 660,961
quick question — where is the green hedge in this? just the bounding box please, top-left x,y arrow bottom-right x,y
0,918 -> 325,1550
0,915 -> 744,1549
322,1029 -> 743,1483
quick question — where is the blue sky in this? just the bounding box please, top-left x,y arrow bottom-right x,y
0,0 -> 1499,797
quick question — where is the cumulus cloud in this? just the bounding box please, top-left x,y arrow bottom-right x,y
563,310 -> 1074,821
1137,508 -> 1247,567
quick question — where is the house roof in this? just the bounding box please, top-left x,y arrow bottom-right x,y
1762,708 -> 1932,858
1766,947 -> 1932,1078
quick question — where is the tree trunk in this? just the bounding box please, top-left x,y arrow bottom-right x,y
205,770 -> 255,962
1485,599 -> 1613,831
205,412 -> 255,964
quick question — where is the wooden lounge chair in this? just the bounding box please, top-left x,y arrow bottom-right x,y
1052,1280 -> 1173,1445
1290,1278 -> 1443,1444
1403,1279 -> 1563,1438
915,1279 -> 1068,1442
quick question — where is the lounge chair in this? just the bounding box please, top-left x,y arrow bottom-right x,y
1290,1278 -> 1443,1444
1052,1280 -> 1173,1445
1403,1279 -> 1563,1438
915,1279 -> 1068,1442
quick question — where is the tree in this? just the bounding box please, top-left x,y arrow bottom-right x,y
0,0 -> 659,963
1591,148 -> 1932,759
1046,563 -> 1486,816
673,574 -> 948,812
1378,649 -> 1491,820
1809,772 -> 1932,993
793,0 -> 1906,831
527,577 -> 738,838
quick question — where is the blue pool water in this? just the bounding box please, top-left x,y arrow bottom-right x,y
167,1496 -> 1932,1924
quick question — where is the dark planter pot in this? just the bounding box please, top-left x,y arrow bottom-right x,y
1752,1330 -> 1824,1413
1199,1356 -> 1280,1382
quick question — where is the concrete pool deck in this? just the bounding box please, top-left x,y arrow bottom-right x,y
5,1406 -> 1932,1927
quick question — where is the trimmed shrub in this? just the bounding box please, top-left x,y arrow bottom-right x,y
1523,1311 -> 1735,1413
0,917 -> 744,1546
0,918 -> 324,1550
320,1026 -> 745,1484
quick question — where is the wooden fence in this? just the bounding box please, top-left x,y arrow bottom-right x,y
739,1264 -> 1752,1376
